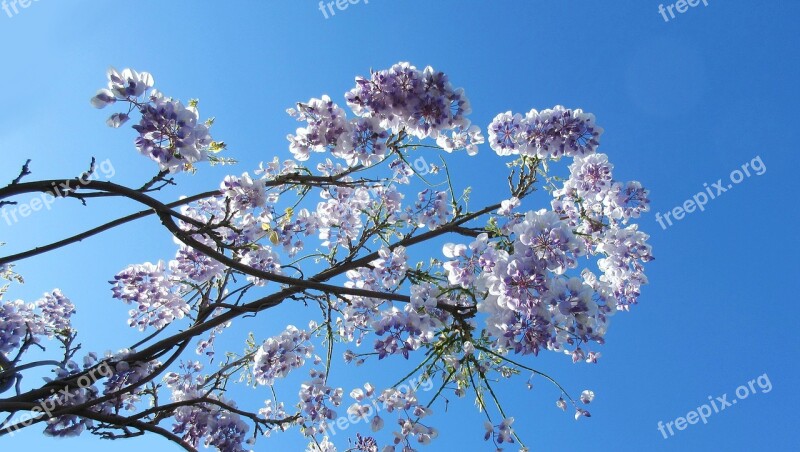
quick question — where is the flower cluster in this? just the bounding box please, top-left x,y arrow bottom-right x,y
169,246 -> 225,285
549,151 -> 653,311
299,369 -> 344,436
288,95 -> 350,162
370,247 -> 408,290
252,325 -> 313,386
411,190 -> 451,230
473,196 -> 651,357
220,172 -> 269,213
483,417 -> 515,445
288,62 -> 478,166
39,353 -> 116,438
553,153 -> 650,230
110,261 -> 189,331
514,210 -> 585,275
0,290 -> 75,356
270,207 -> 318,258
42,371 -> 101,437
337,247 -> 411,348
91,67 -> 220,173
436,124 -> 484,155
258,399 -> 290,437
35,289 -> 77,336
442,233 -> 493,288
166,363 -> 250,451
103,358 -> 160,412
238,245 -> 282,287
345,62 -> 471,140
372,306 -> 438,359
91,68 -> 153,109
353,434 -> 380,452
133,92 -> 213,172
595,225 -> 653,309
315,185 -> 371,249
488,106 -> 602,158
335,116 -> 390,166
0,299 -> 39,355
178,196 -> 259,248
375,388 -> 437,448
338,270 -> 385,346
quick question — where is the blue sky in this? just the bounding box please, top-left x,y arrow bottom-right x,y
0,1 -> 798,451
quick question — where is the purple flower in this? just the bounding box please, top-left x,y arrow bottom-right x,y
106,67 -> 153,98
412,189 -> 451,230
220,172 -> 268,212
238,246 -> 282,286
334,116 -> 389,166
132,93 -> 213,173
110,261 -> 189,331
252,325 -> 312,386
0,300 -> 39,355
345,62 -> 472,139
488,112 -> 525,155
489,106 -> 603,158
169,246 -> 224,285
90,89 -> 116,109
287,95 -> 349,161
35,289 -> 76,335
513,209 -> 585,275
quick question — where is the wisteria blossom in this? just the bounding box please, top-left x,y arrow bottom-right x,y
299,369 -> 344,436
221,172 -> 269,213
35,290 -> 76,336
110,261 -> 189,331
489,106 -> 603,158
436,125 -> 485,155
253,325 -> 313,386
335,116 -> 390,166
288,95 -> 350,162
92,67 -> 220,173
238,245 -> 282,286
487,112 -> 525,156
169,246 -> 225,285
132,93 -> 214,172
0,300 -> 40,355
345,62 -> 471,139
0,290 -> 75,355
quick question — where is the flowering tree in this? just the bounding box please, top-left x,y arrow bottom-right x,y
0,63 -> 653,451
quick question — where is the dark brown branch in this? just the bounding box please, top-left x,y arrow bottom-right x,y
11,159 -> 32,185
85,411 -> 194,452
0,339 -> 190,436
0,170 -> 380,264
0,170 -> 503,439
0,191 -> 219,265
0,200 -> 499,418
0,178 -> 412,302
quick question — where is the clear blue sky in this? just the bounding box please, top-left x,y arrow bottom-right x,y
1,1 -> 798,451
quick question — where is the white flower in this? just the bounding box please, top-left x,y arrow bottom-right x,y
107,67 -> 153,98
